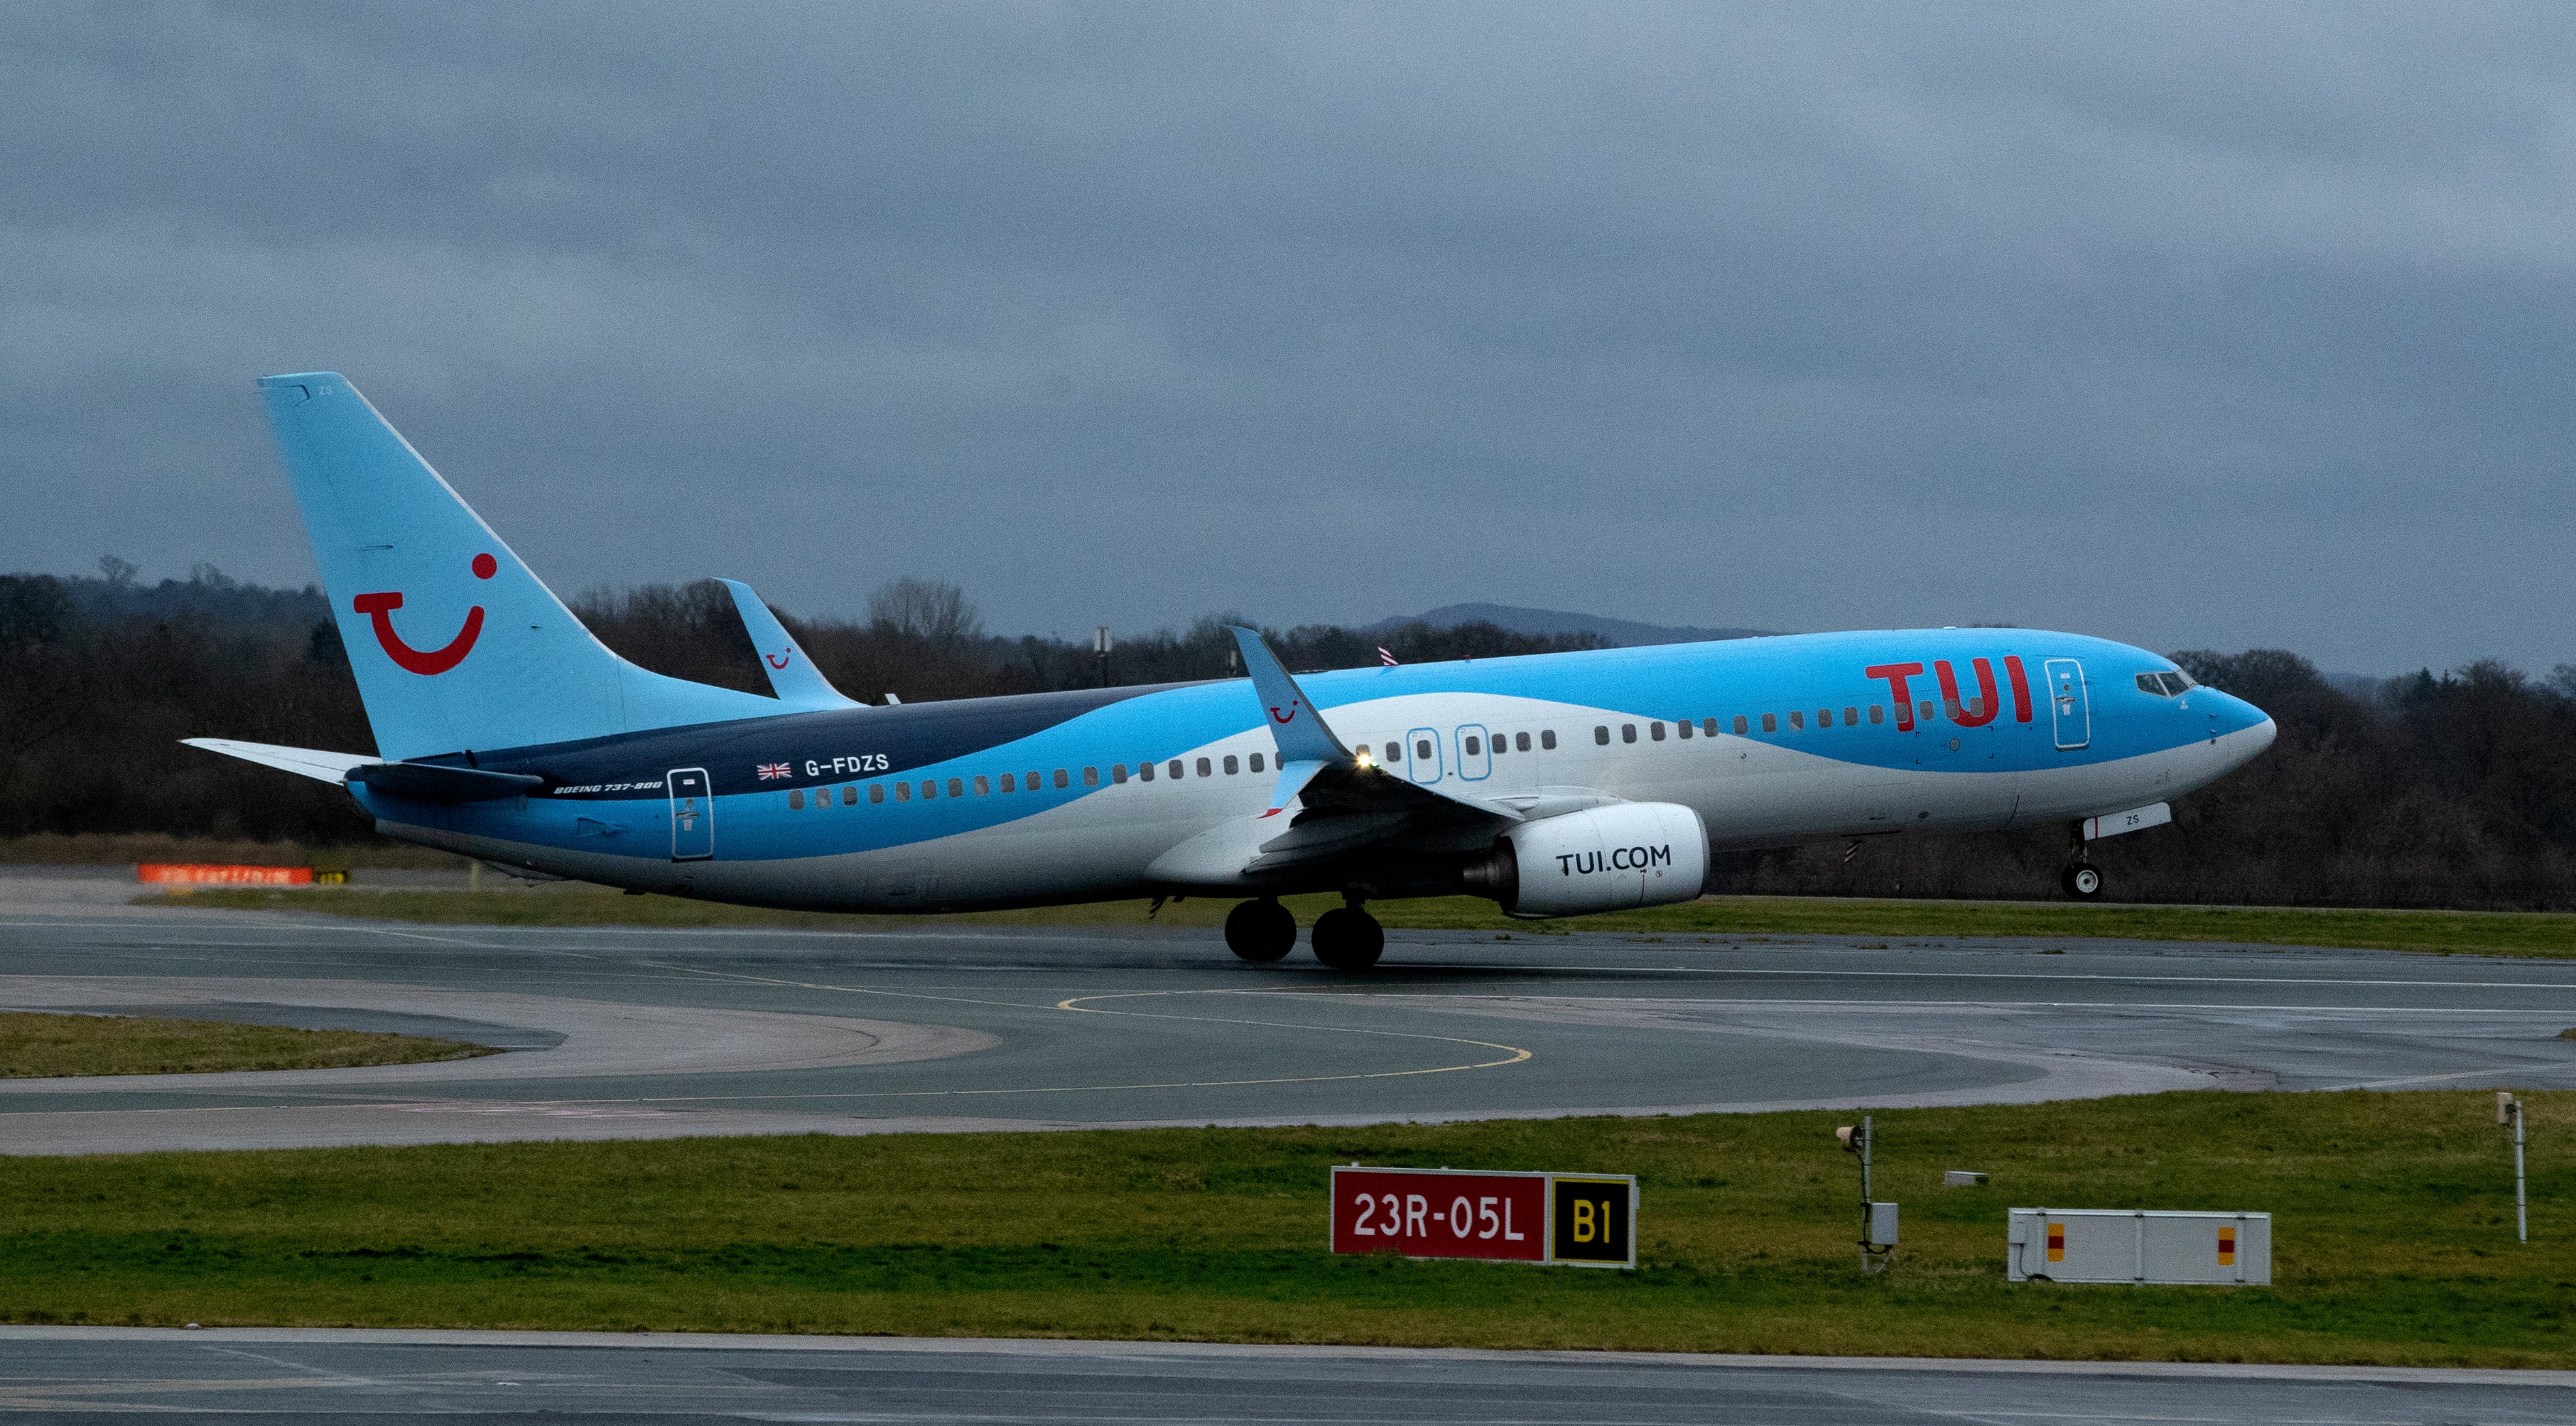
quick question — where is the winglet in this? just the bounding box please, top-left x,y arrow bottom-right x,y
720,579 -> 862,709
1228,627 -> 1355,818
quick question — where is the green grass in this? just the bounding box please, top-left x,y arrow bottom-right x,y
0,1011 -> 495,1077
139,886 -> 2576,958
2,1090 -> 2568,1363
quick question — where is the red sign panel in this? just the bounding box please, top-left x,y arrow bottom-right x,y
138,863 -> 313,886
1331,1166 -> 1547,1262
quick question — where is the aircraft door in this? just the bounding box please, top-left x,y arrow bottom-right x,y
1405,726 -> 1444,784
1455,724 -> 1492,781
2044,660 -> 2091,750
668,767 -> 714,860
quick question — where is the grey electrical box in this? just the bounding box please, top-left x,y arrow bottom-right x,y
1867,1201 -> 1899,1246
2008,1208 -> 2269,1285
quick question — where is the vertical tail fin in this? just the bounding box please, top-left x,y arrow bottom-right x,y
258,373 -> 782,760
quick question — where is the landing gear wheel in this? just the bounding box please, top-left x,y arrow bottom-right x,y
1223,898 -> 1297,963
2062,864 -> 2103,899
1310,907 -> 1385,970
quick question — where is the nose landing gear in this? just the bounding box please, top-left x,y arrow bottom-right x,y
2061,857 -> 2104,899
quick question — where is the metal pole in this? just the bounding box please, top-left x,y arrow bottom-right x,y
2514,1100 -> 2528,1245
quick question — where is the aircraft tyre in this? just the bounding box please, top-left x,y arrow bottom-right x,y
1310,907 -> 1385,970
2062,865 -> 2103,899
1224,898 -> 1298,963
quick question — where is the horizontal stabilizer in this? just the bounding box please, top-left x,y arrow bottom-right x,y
348,762 -> 545,804
720,578 -> 861,709
181,738 -> 380,784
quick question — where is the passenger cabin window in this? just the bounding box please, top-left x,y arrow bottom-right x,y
1111,764 -> 1127,784
947,777 -> 964,798
1816,708 -> 1832,727
1789,711 -> 1805,730
1540,729 -> 1556,749
974,775 -> 990,796
1734,715 -> 1749,735
1621,723 -> 1637,743
1383,743 -> 1400,764
921,780 -> 937,799
842,785 -> 857,805
895,782 -> 911,801
1221,755 -> 1238,775
1415,739 -> 1433,760
1000,773 -> 1017,792
1845,706 -> 1859,726
1649,722 -> 1664,741
1053,768 -> 1070,788
1250,752 -> 1265,772
1030,769 -> 1044,789
1462,737 -> 1480,757
1869,704 -> 1884,724
1761,713 -> 1777,732
1168,760 -> 1184,779
1137,762 -> 1154,782
1516,732 -> 1532,751
870,783 -> 886,803
788,789 -> 803,809
1593,725 -> 1610,745
1702,717 -> 1719,736
1193,758 -> 1210,777
1942,698 -> 1961,721
1919,701 -> 1935,723
1084,766 -> 1100,786
1676,720 -> 1691,739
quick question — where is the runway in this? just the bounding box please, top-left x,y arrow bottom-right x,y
3,1327 -> 2571,1421
5,873 -> 2573,1155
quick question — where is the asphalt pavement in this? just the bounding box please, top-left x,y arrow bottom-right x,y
3,871 -> 2572,1154
1,1327 -> 2570,1421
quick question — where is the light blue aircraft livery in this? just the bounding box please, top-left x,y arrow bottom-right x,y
189,373 -> 2277,968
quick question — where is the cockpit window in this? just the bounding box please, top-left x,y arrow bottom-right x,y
2136,670 -> 2196,696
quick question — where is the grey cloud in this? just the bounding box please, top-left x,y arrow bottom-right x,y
2,2 -> 2571,674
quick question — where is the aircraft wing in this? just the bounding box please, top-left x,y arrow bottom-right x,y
1191,628 -> 1527,880
720,578 -> 863,709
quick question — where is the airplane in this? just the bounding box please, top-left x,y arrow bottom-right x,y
188,372 -> 2277,969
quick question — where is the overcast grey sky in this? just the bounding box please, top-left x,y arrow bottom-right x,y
3,3 -> 2569,673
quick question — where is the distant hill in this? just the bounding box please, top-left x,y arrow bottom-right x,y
1369,602 -> 1781,649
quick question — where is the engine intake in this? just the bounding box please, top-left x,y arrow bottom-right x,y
1461,801 -> 1709,917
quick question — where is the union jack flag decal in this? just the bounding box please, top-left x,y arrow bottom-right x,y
756,762 -> 791,780
1377,646 -> 1399,666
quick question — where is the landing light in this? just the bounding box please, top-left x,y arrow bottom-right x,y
1355,749 -> 1374,769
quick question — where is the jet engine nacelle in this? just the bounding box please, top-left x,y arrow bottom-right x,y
1461,801 -> 1710,917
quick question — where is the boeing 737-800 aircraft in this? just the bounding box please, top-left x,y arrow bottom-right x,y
190,373 -> 2276,969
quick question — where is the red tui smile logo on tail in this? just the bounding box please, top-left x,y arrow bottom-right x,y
352,553 -> 496,675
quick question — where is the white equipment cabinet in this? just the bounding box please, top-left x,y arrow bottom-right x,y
2008,1208 -> 2269,1286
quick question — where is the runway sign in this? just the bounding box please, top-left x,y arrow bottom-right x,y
137,863 -> 313,886
2007,1207 -> 2271,1285
1330,1166 -> 1635,1267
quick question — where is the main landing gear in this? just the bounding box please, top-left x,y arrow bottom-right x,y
1221,895 -> 1385,969
1223,897 -> 1296,963
1310,897 -> 1385,970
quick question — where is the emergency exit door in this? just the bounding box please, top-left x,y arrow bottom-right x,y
2044,660 -> 2090,750
668,767 -> 713,860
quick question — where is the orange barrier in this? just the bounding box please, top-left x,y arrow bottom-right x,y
137,863 -> 314,886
